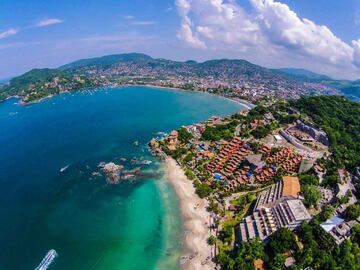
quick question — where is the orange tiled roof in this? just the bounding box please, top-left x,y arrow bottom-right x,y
254,259 -> 265,270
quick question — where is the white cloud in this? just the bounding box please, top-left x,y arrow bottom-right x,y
34,18 -> 63,27
122,14 -> 135,20
175,0 -> 360,79
120,15 -> 157,26
0,28 -> 18,39
352,39 -> 360,68
129,21 -> 157,26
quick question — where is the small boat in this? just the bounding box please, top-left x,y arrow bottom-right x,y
121,174 -> 135,180
34,249 -> 58,270
133,141 -> 139,146
140,160 -> 152,165
60,165 -> 70,172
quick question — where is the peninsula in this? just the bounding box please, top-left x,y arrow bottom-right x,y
150,95 -> 360,269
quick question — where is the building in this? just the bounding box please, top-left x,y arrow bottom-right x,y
319,187 -> 335,206
254,259 -> 265,270
245,154 -> 265,171
236,199 -> 311,243
254,176 -> 301,211
236,176 -> 310,243
167,130 -> 178,150
298,159 -> 315,174
296,121 -> 329,146
321,217 -> 359,245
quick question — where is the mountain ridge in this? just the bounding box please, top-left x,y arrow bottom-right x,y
1,52 -> 358,102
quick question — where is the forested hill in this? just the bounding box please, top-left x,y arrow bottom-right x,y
291,95 -> 360,170
0,52 -> 359,103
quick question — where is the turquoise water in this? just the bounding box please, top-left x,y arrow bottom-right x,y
0,86 -> 243,270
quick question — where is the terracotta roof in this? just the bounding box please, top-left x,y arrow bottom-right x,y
282,176 -> 300,198
254,259 -> 265,270
170,130 -> 178,136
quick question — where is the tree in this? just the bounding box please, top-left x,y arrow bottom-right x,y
302,185 -> 321,207
337,240 -> 360,269
321,174 -> 340,189
177,127 -> 193,143
345,204 -> 360,220
299,174 -> 319,186
183,153 -> 193,163
219,226 -> 233,244
267,228 -> 297,255
207,198 -> 220,214
238,238 -> 264,260
207,235 -> 216,246
319,205 -> 334,222
351,224 -> 360,244
194,181 -> 212,198
216,251 -> 235,270
269,254 -> 286,270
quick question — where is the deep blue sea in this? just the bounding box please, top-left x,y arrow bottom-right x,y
0,86 -> 243,270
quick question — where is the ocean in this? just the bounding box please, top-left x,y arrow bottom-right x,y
0,86 -> 243,270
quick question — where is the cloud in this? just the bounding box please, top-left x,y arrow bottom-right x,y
354,10 -> 360,27
119,15 -> 157,26
175,0 -> 360,79
0,28 -> 18,39
121,14 -> 135,20
0,41 -> 43,50
129,20 -> 157,26
34,18 -> 63,27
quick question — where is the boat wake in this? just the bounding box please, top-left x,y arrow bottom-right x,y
34,249 -> 58,270
60,164 -> 70,172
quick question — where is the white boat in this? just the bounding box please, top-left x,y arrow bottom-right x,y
34,249 -> 58,270
60,165 -> 70,172
140,160 -> 152,165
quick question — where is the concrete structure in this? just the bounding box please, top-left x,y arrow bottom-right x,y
321,216 -> 344,233
237,199 -> 311,243
298,159 -> 315,174
328,219 -> 358,245
254,176 -> 300,211
237,176 -> 310,243
319,187 -> 335,206
296,121 -> 329,146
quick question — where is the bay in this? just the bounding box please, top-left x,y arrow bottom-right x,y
0,86 -> 243,270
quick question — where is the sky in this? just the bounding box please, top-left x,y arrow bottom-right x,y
1,0 -> 360,80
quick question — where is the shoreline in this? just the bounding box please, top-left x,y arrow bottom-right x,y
3,84 -> 254,110
163,157 -> 214,270
138,84 -> 254,109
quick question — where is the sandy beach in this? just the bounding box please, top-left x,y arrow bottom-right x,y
164,157 -> 214,270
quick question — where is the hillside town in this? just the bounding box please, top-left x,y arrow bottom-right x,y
0,54 -> 341,103
150,96 -> 360,269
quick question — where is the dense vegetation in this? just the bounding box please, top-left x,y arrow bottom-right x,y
0,68 -> 94,102
202,121 -> 238,141
217,218 -> 360,270
291,95 -> 360,170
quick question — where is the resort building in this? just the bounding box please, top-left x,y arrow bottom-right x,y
296,121 -> 329,146
254,176 -> 301,211
236,176 -> 310,243
236,199 -> 311,243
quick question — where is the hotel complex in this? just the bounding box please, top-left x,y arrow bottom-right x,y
236,176 -> 311,243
